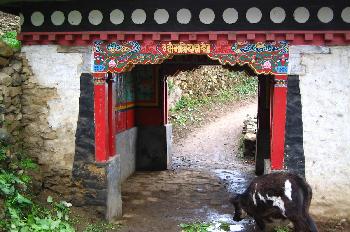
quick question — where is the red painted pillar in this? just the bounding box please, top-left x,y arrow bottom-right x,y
93,73 -> 109,162
108,74 -> 117,157
163,79 -> 168,124
270,75 -> 288,170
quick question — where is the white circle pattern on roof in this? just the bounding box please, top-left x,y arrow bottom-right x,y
154,9 -> 169,24
199,8 -> 215,24
68,10 -> 82,25
294,7 -> 310,23
270,7 -> 286,23
19,13 -> 24,26
110,9 -> 124,25
246,7 -> 262,23
177,8 -> 191,24
31,11 -> 44,26
132,9 -> 147,24
89,10 -> 103,25
51,11 -> 65,26
342,7 -> 350,23
223,8 -> 238,24
317,7 -> 333,23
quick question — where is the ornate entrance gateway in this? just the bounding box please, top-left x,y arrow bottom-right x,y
92,39 -> 289,171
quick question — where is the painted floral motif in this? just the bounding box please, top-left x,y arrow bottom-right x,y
93,40 -> 289,75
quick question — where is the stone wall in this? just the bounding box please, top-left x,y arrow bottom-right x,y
0,11 -> 20,36
289,46 -> 350,219
0,43 -> 25,148
20,45 -> 86,193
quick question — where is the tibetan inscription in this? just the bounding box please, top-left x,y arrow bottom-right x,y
161,42 -> 211,54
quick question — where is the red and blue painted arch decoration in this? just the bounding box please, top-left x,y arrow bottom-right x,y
93,40 -> 289,75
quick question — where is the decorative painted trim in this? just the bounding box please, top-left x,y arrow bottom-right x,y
93,40 -> 289,75
274,79 -> 288,88
93,77 -> 107,85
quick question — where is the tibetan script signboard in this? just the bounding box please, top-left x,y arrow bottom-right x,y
93,40 -> 289,75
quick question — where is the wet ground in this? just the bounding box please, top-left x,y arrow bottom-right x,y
118,102 -> 259,232
65,99 -> 349,231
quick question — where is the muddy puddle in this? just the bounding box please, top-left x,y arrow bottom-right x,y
213,169 -> 254,194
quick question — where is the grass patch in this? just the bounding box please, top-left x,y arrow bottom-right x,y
83,222 -> 121,232
274,226 -> 291,232
180,222 -> 231,232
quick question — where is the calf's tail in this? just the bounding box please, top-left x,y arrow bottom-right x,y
296,176 -> 319,232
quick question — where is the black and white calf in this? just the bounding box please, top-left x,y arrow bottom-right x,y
230,172 -> 318,232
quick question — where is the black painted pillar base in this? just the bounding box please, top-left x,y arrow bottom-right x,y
285,75 -> 305,177
255,76 -> 271,175
72,157 -> 122,221
136,124 -> 172,171
72,73 -> 122,221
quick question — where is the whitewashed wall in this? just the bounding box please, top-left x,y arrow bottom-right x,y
22,45 -> 83,172
289,46 -> 350,219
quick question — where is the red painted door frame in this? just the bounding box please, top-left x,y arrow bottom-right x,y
270,74 -> 288,170
108,75 -> 116,157
93,73 -> 117,162
93,73 -> 109,162
94,72 -> 288,169
93,49 -> 288,170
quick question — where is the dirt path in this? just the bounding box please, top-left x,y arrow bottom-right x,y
119,101 -> 258,232
172,100 -> 257,171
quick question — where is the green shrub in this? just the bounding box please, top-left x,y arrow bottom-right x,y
0,31 -> 21,51
0,141 -> 75,232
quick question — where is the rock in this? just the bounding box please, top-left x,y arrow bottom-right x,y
9,87 -> 21,97
0,40 -> 14,57
41,131 -> 58,140
241,115 -> 258,157
22,66 -> 32,76
0,127 -> 11,144
5,105 -> 17,113
11,96 -> 20,106
244,133 -> 256,141
0,73 -> 12,86
0,56 -> 9,66
11,60 -> 22,72
11,72 -> 22,86
1,66 -> 14,75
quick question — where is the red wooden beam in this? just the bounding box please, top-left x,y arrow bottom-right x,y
18,30 -> 350,46
93,72 -> 109,162
65,34 -> 74,41
48,34 -> 56,41
270,74 -> 288,170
